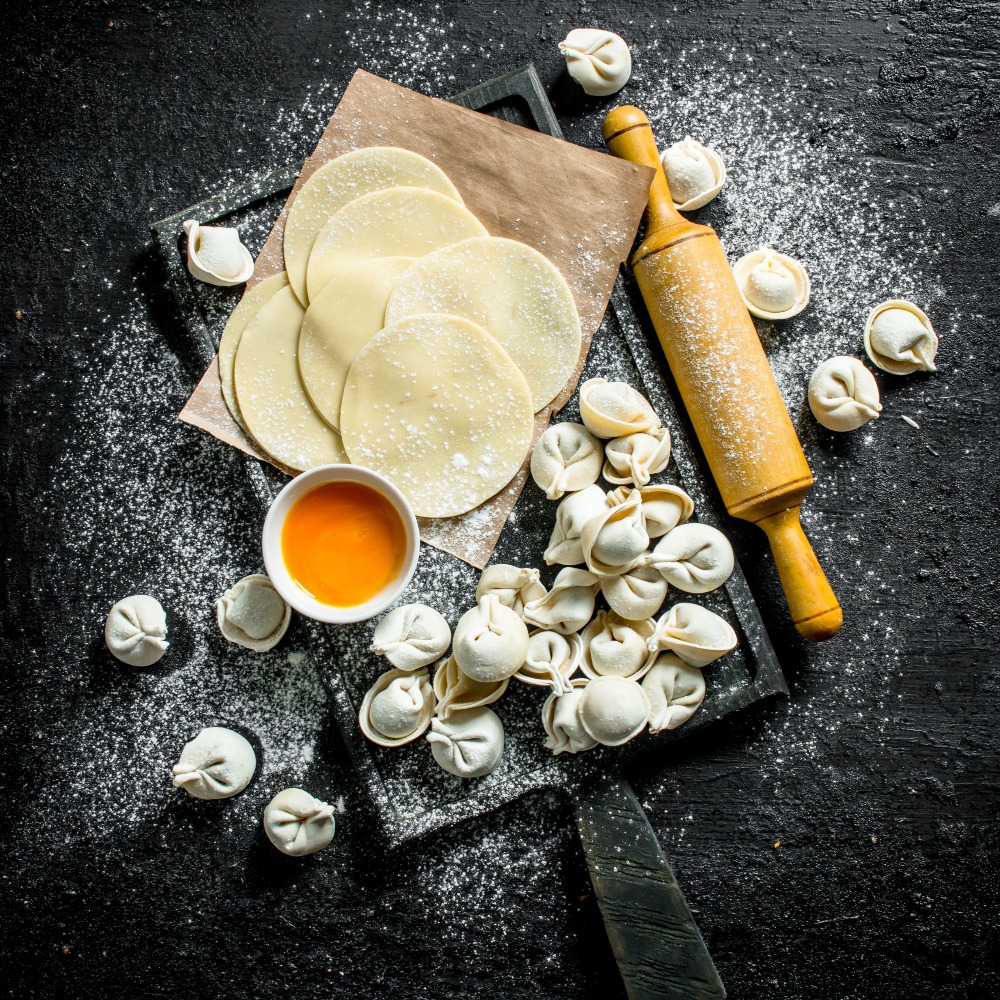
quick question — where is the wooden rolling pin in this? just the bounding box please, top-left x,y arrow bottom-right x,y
604,106 -> 842,642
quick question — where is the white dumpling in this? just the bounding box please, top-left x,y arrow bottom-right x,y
864,299 -> 938,374
433,654 -> 509,721
359,668 -> 434,747
578,675 -> 650,746
263,787 -> 336,857
370,604 -> 452,671
581,610 -> 656,679
601,563 -> 669,621
580,491 -> 648,577
171,727 -> 256,800
516,630 -> 582,693
183,219 -> 254,286
426,706 -> 505,778
544,484 -> 608,566
635,483 -> 695,539
452,594 -> 529,683
808,356 -> 883,432
558,28 -> 632,97
522,567 -> 601,635
648,603 -> 738,668
641,653 -> 707,733
578,378 -> 661,439
602,427 -> 671,487
216,574 -> 291,652
530,421 -> 603,500
647,523 -> 735,594
476,564 -> 546,617
104,594 -> 169,667
659,137 -> 727,212
542,680 -> 598,754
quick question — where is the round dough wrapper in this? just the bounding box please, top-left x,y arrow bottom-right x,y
340,314 -> 534,518
298,256 -> 416,430
283,146 -> 463,305
217,272 -> 290,430
234,285 -> 347,473
306,186 -> 487,302
384,237 -> 582,412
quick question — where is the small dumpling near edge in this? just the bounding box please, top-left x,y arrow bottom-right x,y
530,421 -> 603,500
558,28 -> 632,97
660,137 -> 727,212
808,356 -> 882,432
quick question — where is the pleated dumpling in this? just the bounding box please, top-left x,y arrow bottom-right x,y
647,523 -> 735,594
370,604 -> 452,671
807,356 -> 882,432
579,378 -> 661,439
522,567 -> 601,635
105,594 -> 169,667
647,603 -> 738,668
864,299 -> 938,374
530,422 -> 603,500
216,574 -> 291,652
475,564 -> 546,618
433,654 -> 509,721
427,706 -> 505,778
602,427 -> 671,487
641,653 -> 707,733
516,630 -> 582,694
542,679 -> 598,755
633,483 -> 695,539
359,668 -> 435,746
544,484 -> 608,566
452,595 -> 529,683
578,675 -> 650,747
263,787 -> 336,857
580,490 -> 649,577
171,727 -> 256,801
580,610 -> 656,679
600,563 -> 669,621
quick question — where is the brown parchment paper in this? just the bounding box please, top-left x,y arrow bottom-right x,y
180,69 -> 653,569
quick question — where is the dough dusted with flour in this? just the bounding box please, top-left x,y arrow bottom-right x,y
305,186 -> 486,302
642,653 -> 707,733
647,603 -> 737,668
452,595 -> 529,684
433,655 -> 509,721
864,300 -> 938,374
601,563 -> 668,622
544,484 -> 608,566
531,422 -> 603,500
263,787 -> 336,857
580,490 -> 649,577
171,727 -> 256,800
359,668 -> 434,747
632,483 -> 694,539
659,138 -> 727,211
370,604 -> 451,671
385,237 -> 582,412
522,567 -> 601,635
427,706 -> 505,778
183,219 -> 253,286
283,146 -> 463,305
216,574 -> 291,652
647,523 -> 735,594
602,426 -> 671,487
808,356 -> 882,432
542,680 -> 598,755
233,286 -> 347,473
558,28 -> 632,97
733,248 -> 810,321
581,610 -> 655,679
579,378 -> 661,439
475,564 -> 545,618
578,675 -> 650,746
104,594 -> 168,667
340,314 -> 534,518
516,630 -> 582,693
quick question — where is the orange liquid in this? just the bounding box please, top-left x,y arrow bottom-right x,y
281,482 -> 407,607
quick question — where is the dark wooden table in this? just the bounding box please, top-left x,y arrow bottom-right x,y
2,3 -> 998,998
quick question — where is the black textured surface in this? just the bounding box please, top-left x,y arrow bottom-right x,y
2,3 -> 999,999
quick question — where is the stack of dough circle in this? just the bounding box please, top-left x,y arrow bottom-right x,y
298,256 -> 416,430
385,237 -> 582,412
283,146 -> 463,305
305,186 -> 487,302
340,314 -> 534,518
217,271 -> 289,429
234,285 -> 347,472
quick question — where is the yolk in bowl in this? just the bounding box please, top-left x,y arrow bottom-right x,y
281,481 -> 407,607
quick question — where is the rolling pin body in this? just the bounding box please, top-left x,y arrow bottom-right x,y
604,107 -> 842,642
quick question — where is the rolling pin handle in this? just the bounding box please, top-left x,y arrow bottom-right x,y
756,507 -> 843,642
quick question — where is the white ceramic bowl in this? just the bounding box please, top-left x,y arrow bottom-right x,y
262,465 -> 420,624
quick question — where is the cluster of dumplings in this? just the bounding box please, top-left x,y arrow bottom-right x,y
358,381 -> 740,775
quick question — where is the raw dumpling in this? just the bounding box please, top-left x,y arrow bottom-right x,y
183,219 -> 253,286
216,574 -> 291,652
558,28 -> 632,97
581,610 -> 656,679
641,653 -> 707,733
578,675 -> 650,746
104,594 -> 169,667
864,300 -> 938,374
603,426 -> 671,487
808,356 -> 883,432
171,727 -> 256,800
733,247 -> 810,321
359,668 -> 434,746
659,137 -> 727,212
475,564 -> 546,618
427,706 -> 505,778
544,484 -> 608,566
452,595 -> 529,683
647,603 -> 738,668
522,567 -> 601,635
580,491 -> 648,577
530,422 -> 603,500
263,787 -> 336,857
516,630 -> 582,693
601,563 -> 669,621
433,654 -> 509,721
579,378 -> 661,439
634,483 -> 695,539
542,679 -> 598,755
370,604 -> 452,671
647,523 -> 735,594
